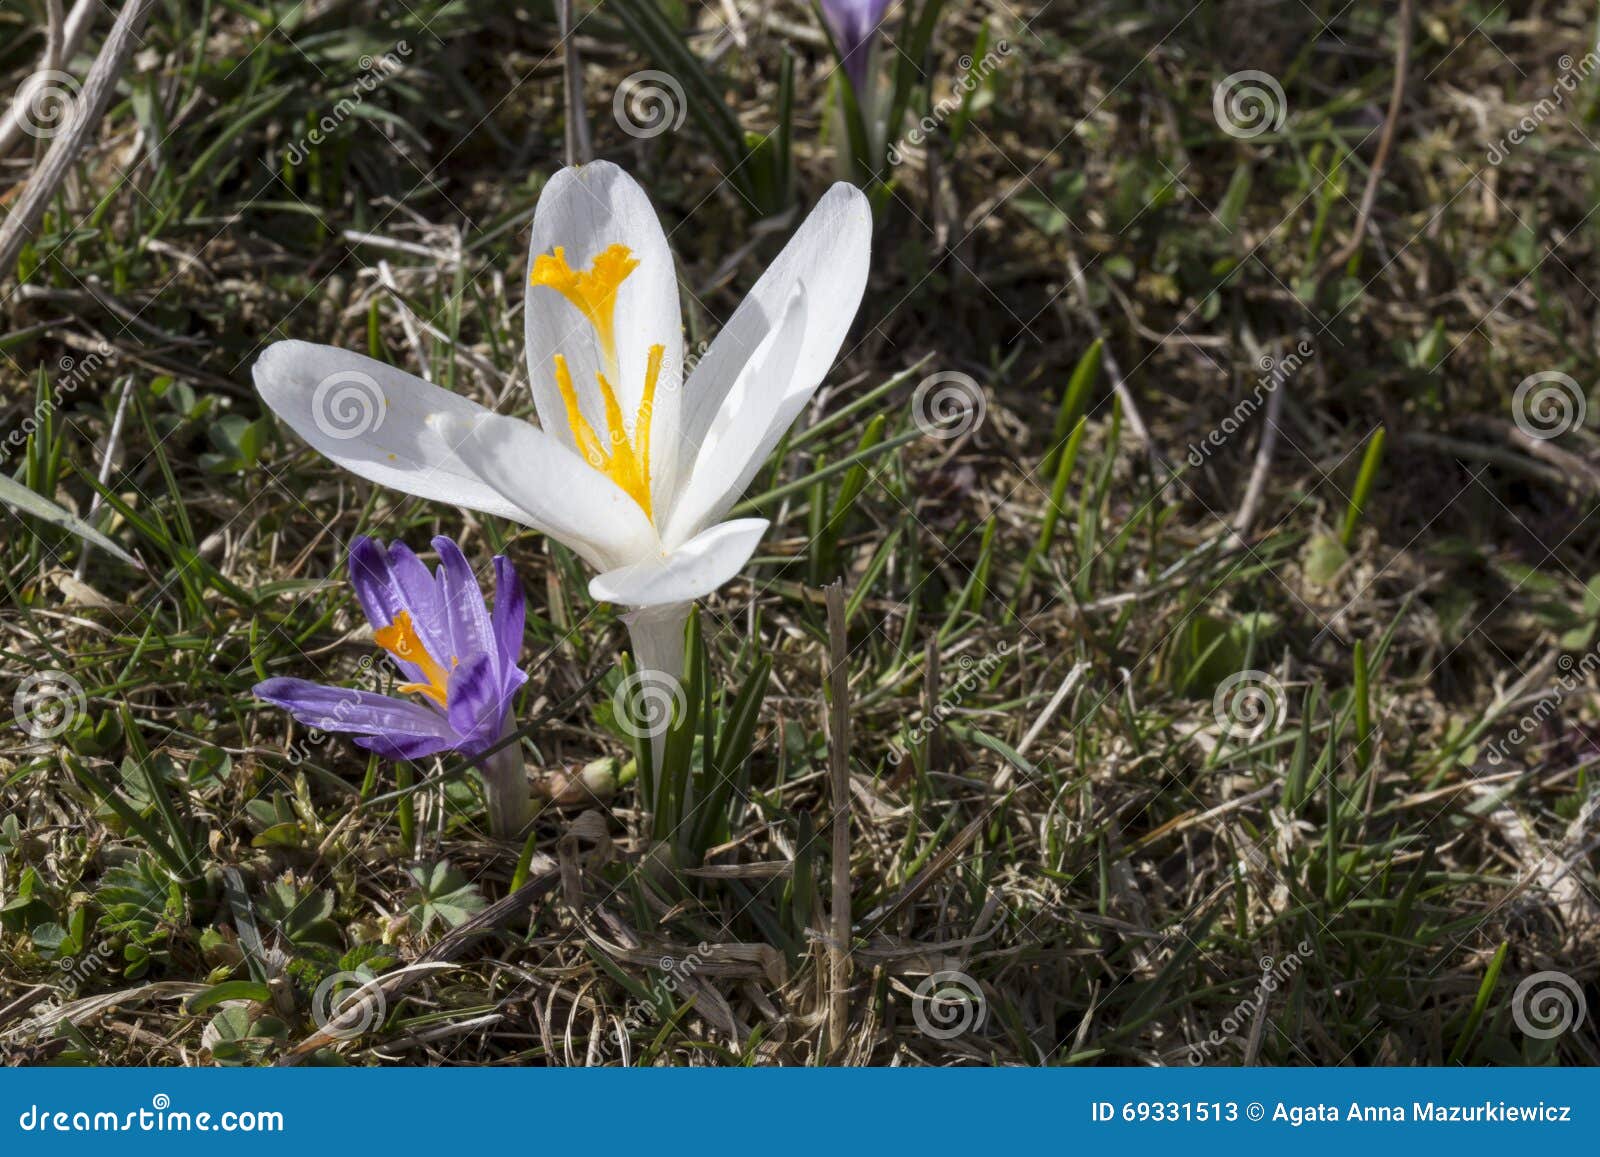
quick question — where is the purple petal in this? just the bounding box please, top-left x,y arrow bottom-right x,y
348,537 -> 449,687
443,654 -> 518,754
821,0 -> 894,87
433,535 -> 494,675
348,536 -> 394,628
386,540 -> 449,652
490,554 -> 526,688
354,730 -> 460,761
254,677 -> 459,759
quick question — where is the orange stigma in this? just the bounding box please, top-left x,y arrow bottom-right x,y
374,610 -> 455,707
531,243 -> 638,376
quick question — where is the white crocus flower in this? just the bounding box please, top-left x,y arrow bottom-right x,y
255,162 -> 871,755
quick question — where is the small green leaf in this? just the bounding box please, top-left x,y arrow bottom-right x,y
406,861 -> 486,934
1303,533 -> 1350,586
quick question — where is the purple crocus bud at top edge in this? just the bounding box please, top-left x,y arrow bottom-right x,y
820,0 -> 895,89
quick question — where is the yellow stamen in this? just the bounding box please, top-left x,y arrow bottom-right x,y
374,610 -> 453,708
533,243 -> 665,522
550,348 -> 665,520
553,354 -> 606,467
637,343 -> 662,478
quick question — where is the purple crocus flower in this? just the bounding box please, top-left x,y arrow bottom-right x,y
820,0 -> 895,91
255,536 -> 531,831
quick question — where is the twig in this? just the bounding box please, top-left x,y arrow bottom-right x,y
993,662 -> 1088,791
824,581 -> 853,1054
74,373 -> 133,581
1401,430 -> 1576,492
1057,251 -> 1169,478
0,0 -> 156,279
376,259 -> 432,381
1500,420 -> 1600,495
1018,662 -> 1087,757
0,986 -> 54,1032
558,0 -> 592,166
1232,330 -> 1288,536
44,0 -> 65,82
920,634 -> 942,772
341,228 -> 447,260
1318,0 -> 1412,280
1227,1 -> 1408,533
0,0 -> 96,157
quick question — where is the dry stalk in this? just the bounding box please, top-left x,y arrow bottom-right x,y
824,580 -> 853,1054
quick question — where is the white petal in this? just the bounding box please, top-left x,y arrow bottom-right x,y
433,409 -> 659,572
588,518 -> 770,608
661,285 -> 809,548
254,340 -> 526,523
674,183 -> 871,477
524,162 -> 685,509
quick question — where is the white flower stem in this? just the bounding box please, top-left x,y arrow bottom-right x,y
478,723 -> 530,838
623,600 -> 691,791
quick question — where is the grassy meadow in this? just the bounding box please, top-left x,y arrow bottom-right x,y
1,0 -> 1599,1065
